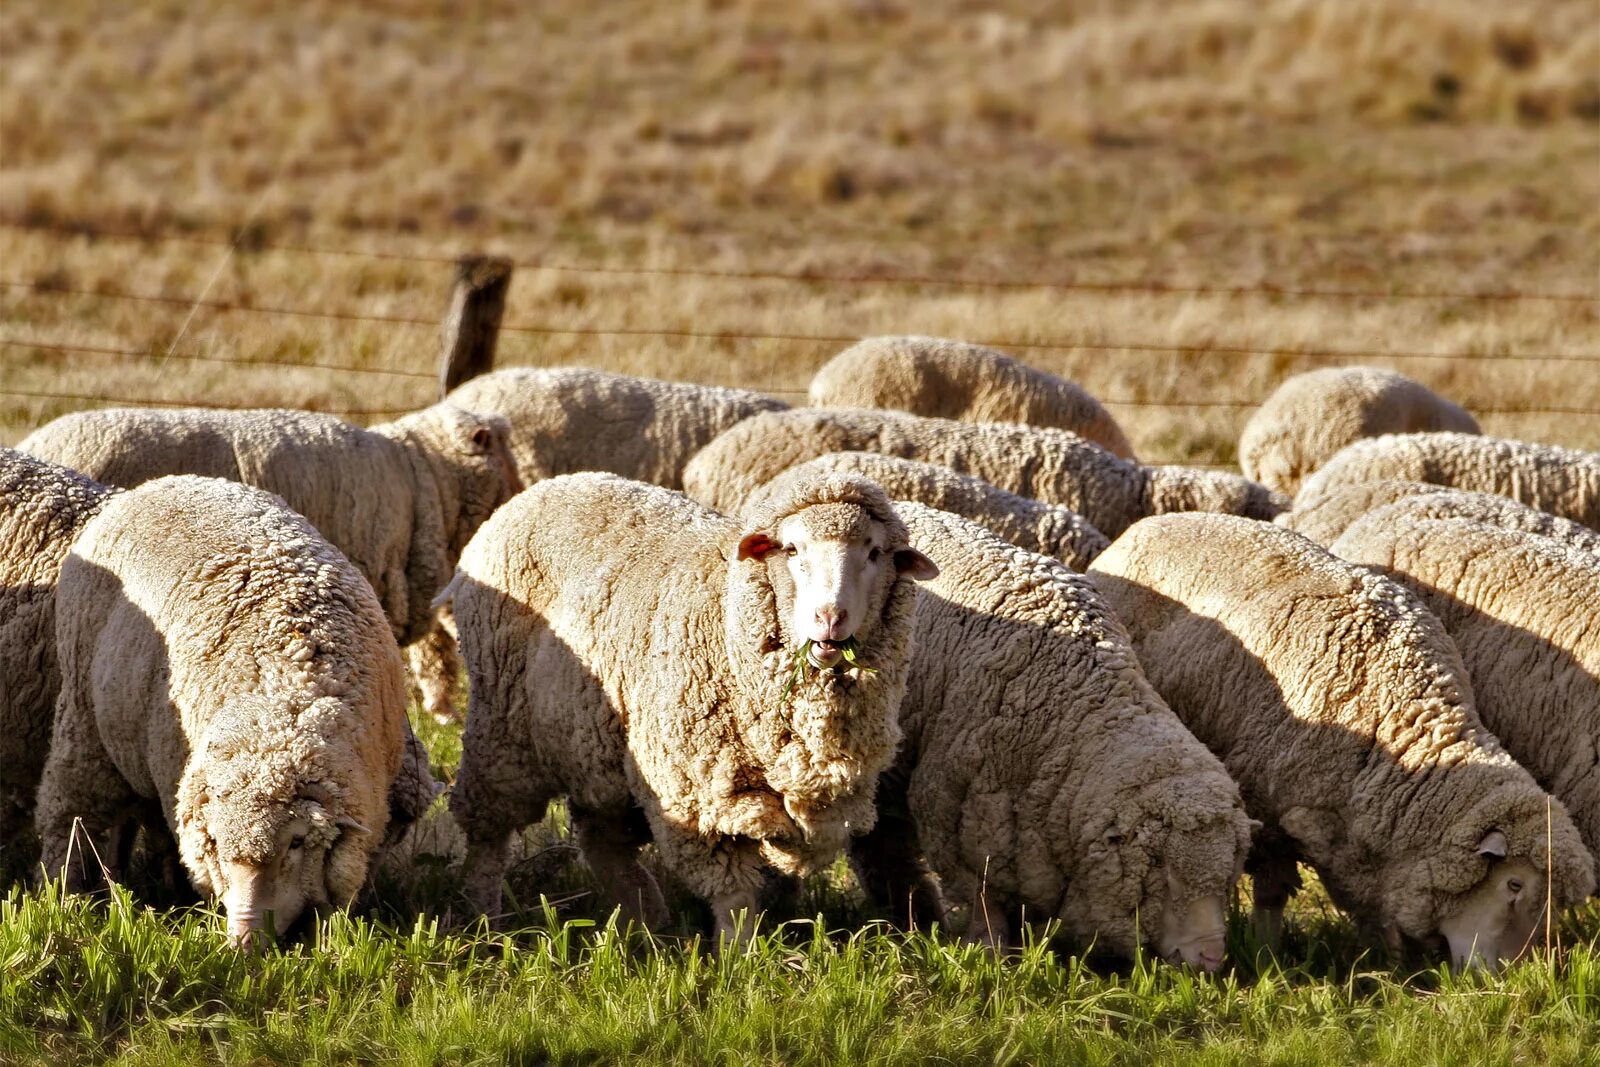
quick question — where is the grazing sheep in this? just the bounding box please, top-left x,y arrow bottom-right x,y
1332,514 -> 1600,872
445,472 -> 938,940
19,402 -> 521,722
682,408 -> 1284,537
1239,367 -> 1479,496
35,476 -> 411,946
0,447 -> 118,870
1295,432 -> 1600,531
850,503 -> 1254,969
445,366 -> 788,488
1088,514 -> 1593,970
1282,481 -> 1600,555
809,336 -> 1135,459
747,453 -> 1109,570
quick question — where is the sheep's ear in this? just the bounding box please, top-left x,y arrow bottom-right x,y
337,815 -> 371,836
738,532 -> 779,561
1476,830 -> 1507,859
469,426 -> 494,452
894,547 -> 939,581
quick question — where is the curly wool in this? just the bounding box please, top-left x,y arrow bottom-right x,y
682,408 -> 1285,536
1239,367 -> 1479,496
19,402 -> 519,647
447,472 -> 922,914
0,447 -> 118,855
1088,513 -> 1594,940
1295,432 -> 1600,530
809,336 -> 1136,459
746,452 -> 1109,570
1283,481 -> 1600,554
1332,513 -> 1600,871
445,366 -> 788,488
35,476 -> 409,906
858,504 -> 1252,958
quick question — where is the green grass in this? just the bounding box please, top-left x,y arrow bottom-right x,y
5,705 -> 1598,1066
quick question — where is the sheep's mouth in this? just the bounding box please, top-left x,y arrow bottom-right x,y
808,641 -> 844,669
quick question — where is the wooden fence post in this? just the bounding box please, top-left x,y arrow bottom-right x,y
438,254 -> 513,398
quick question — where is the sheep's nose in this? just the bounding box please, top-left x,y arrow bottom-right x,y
814,608 -> 849,640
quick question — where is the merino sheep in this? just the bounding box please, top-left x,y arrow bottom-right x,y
36,476 -> 411,946
1331,514 -> 1600,872
1239,367 -> 1479,496
1281,481 -> 1600,555
1295,432 -> 1600,530
445,472 -> 938,940
1088,514 -> 1593,970
19,402 -> 521,722
0,447 -> 118,870
849,503 -> 1254,968
444,366 -> 788,488
809,336 -> 1136,459
682,408 -> 1285,536
746,452 -> 1109,570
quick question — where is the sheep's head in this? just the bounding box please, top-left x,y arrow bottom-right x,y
384,403 -> 523,557
1143,466 -> 1288,522
736,474 -> 936,674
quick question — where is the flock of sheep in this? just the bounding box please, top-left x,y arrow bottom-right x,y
2,336 -> 1596,974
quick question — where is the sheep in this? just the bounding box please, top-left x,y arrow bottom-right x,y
1087,513 -> 1594,970
18,402 -> 521,722
1239,367 -> 1479,496
444,471 -> 938,941
746,452 -> 1109,570
809,336 -> 1136,459
35,476 -> 411,946
847,503 -> 1255,969
682,408 -> 1285,537
1280,481 -> 1600,555
0,447 -> 118,873
1294,432 -> 1600,531
444,366 -> 789,488
1331,513 -> 1600,872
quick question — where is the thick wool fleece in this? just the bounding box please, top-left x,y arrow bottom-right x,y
1332,514 -> 1600,871
1088,514 -> 1593,940
445,366 -> 788,488
19,402 -> 519,646
35,476 -> 408,906
857,504 -> 1252,957
810,336 -> 1136,459
1295,432 -> 1600,531
447,472 -> 922,914
1284,483 -> 1600,554
682,408 -> 1284,537
0,447 -> 118,852
748,453 -> 1109,570
1239,367 -> 1479,496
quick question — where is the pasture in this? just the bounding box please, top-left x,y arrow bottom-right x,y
3,1 -> 1599,1063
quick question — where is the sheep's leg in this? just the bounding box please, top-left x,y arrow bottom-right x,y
460,831 -> 514,917
406,615 -> 462,725
35,691 -> 137,893
570,807 -> 669,932
712,887 -> 763,949
849,812 -> 945,931
1249,852 -> 1302,952
965,882 -> 1011,951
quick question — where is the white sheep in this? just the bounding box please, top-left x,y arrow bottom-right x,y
35,476 -> 411,946
682,408 -> 1285,537
444,366 -> 788,488
0,447 -> 118,872
1281,481 -> 1600,555
1332,513 -> 1600,873
1239,367 -> 1479,496
809,336 -> 1136,459
1295,432 -> 1600,530
850,503 -> 1254,969
746,452 -> 1108,570
444,472 -> 938,940
19,402 -> 521,722
1088,513 -> 1594,970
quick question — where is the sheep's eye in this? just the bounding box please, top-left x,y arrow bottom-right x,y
1507,877 -> 1523,894
784,545 -> 798,557
289,835 -> 306,851
867,547 -> 881,562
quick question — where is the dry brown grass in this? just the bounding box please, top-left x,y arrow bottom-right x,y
3,0 -> 1597,459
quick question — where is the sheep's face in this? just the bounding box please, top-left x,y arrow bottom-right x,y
1433,832 -> 1546,973
1143,815 -> 1250,973
738,502 -> 937,668
199,799 -> 346,950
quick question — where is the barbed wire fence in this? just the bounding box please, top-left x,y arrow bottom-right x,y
4,217 -> 1598,461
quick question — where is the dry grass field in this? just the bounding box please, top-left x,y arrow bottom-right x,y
2,0 -> 1597,457
4,3 -> 1600,1064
